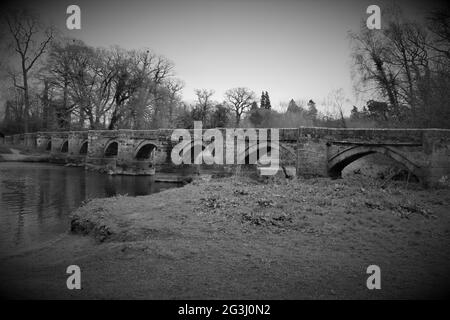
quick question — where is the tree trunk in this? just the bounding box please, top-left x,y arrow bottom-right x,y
235,111 -> 241,126
42,81 -> 49,130
22,67 -> 29,133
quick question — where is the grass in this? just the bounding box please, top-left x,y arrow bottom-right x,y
1,174 -> 449,299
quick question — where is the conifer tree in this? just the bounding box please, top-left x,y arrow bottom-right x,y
260,91 -> 266,109
287,99 -> 299,113
264,91 -> 272,110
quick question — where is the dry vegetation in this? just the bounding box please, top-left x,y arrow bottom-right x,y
2,175 -> 448,299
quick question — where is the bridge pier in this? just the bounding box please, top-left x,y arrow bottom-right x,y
36,132 -> 53,152
12,134 -> 23,145
4,135 -> 12,145
24,133 -> 37,148
422,130 -> 450,186
85,130 -> 119,173
67,131 -> 89,166
115,130 -> 158,175
48,132 -> 70,163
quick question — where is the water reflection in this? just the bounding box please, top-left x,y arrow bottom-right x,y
0,162 -> 181,253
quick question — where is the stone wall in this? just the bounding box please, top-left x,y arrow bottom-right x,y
67,131 -> 89,165
2,127 -> 450,186
423,130 -> 450,185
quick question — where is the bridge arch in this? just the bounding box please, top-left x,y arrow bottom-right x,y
134,141 -> 158,160
175,139 -> 209,164
239,141 -> 295,165
327,145 -> 423,181
79,140 -> 88,155
104,140 -> 119,157
60,140 -> 68,153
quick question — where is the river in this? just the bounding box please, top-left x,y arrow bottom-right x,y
0,162 -> 181,253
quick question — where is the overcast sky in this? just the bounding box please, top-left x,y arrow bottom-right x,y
1,0 -> 446,114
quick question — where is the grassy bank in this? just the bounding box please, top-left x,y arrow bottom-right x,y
1,176 -> 450,299
0,145 -> 49,162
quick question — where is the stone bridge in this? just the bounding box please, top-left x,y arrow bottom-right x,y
2,127 -> 450,186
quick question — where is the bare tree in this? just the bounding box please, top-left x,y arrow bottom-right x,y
426,9 -> 450,60
43,39 -> 84,129
328,88 -> 347,128
165,79 -> 184,125
194,88 -> 215,124
108,47 -> 143,129
224,87 -> 255,125
124,50 -> 176,129
2,9 -> 54,132
349,5 -> 450,128
61,42 -> 102,129
349,25 -> 400,111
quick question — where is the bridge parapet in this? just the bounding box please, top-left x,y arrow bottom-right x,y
298,127 -> 432,143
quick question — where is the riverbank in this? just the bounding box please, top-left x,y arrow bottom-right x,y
1,175 -> 450,299
0,145 -> 191,183
0,145 -> 49,162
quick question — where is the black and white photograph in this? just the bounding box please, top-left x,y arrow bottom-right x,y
0,0 -> 449,304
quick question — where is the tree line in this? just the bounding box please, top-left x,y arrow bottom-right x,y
0,7 -> 328,134
1,6 -> 449,134
349,6 -> 450,128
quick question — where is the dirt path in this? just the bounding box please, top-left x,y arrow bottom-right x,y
1,176 -> 449,299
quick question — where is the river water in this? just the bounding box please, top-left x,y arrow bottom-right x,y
0,162 -> 181,253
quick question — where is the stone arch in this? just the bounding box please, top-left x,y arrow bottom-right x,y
60,140 -> 68,153
134,141 -> 158,161
239,141 -> 295,165
176,140 -> 208,164
104,140 -> 119,157
327,145 -> 423,181
79,140 -> 88,155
